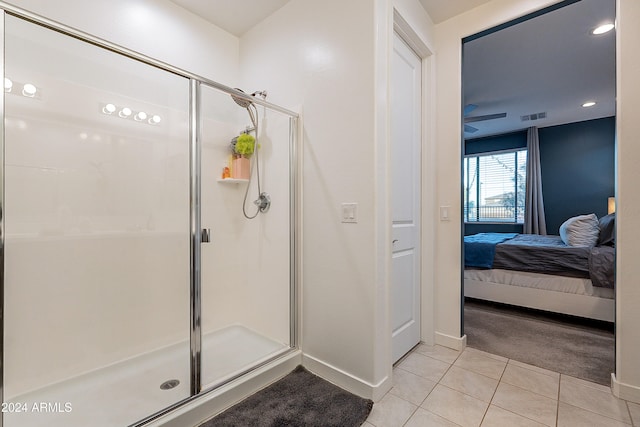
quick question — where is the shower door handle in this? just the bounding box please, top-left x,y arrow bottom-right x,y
201,228 -> 211,243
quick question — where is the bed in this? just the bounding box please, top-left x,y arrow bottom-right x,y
464,213 -> 616,322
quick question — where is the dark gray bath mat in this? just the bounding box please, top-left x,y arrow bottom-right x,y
199,366 -> 373,427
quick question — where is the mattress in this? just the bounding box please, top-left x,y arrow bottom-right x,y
464,233 -> 615,288
493,234 -> 590,278
464,268 -> 614,299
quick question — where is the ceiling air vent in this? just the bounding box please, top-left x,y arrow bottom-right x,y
521,112 -> 547,121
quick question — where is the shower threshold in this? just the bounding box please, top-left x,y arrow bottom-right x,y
4,325 -> 288,427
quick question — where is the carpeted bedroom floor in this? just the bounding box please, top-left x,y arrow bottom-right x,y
464,298 -> 615,386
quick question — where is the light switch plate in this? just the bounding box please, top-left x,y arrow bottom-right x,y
440,206 -> 451,221
341,203 -> 358,223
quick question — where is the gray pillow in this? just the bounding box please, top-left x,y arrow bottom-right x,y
559,213 -> 600,247
597,213 -> 616,246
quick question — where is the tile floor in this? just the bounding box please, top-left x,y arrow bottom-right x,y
365,344 -> 639,427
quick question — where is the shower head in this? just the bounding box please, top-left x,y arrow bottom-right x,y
231,88 -> 253,108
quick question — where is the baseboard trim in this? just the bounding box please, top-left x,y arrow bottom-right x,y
611,373 -> 640,404
435,332 -> 467,351
302,354 -> 391,401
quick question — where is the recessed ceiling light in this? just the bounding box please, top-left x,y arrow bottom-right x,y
119,107 -> 132,118
592,23 -> 614,35
134,111 -> 148,121
102,103 -> 116,114
582,101 -> 596,108
22,83 -> 37,97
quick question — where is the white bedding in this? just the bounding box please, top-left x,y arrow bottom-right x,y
464,268 -> 614,299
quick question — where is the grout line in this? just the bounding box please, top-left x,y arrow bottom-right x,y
560,400 -> 634,426
449,361 -> 504,382
390,345 -> 456,426
626,401 -> 634,427
488,357 -> 561,427
556,371 -> 561,426
478,356 -> 509,426
403,346 -> 460,426
399,403 -> 419,427
507,358 -> 561,379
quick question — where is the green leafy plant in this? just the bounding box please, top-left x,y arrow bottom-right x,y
234,133 -> 255,157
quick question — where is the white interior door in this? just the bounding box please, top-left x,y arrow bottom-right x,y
391,32 -> 422,363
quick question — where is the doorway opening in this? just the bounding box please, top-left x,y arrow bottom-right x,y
460,0 -> 616,386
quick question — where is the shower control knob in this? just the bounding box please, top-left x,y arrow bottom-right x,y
254,192 -> 271,213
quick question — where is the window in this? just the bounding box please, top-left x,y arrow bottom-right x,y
464,149 -> 527,223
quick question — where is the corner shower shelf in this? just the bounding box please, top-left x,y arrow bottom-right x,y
217,178 -> 249,184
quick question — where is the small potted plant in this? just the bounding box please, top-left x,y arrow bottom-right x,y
231,133 -> 255,179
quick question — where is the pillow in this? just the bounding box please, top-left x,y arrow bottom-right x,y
597,213 -> 616,246
559,213 -> 600,247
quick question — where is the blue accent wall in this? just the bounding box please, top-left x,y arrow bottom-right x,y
539,117 -> 615,234
464,130 -> 527,155
464,116 -> 615,236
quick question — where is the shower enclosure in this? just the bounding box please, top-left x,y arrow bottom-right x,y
0,7 -> 298,427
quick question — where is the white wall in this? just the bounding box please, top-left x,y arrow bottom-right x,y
433,0 -> 640,403
240,0 -> 435,399
613,0 -> 640,403
240,0 -> 385,397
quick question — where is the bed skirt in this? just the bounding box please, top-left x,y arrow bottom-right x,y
464,269 -> 614,322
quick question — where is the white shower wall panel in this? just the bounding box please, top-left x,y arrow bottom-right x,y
4,233 -> 190,398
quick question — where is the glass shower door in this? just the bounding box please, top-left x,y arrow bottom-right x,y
199,84 -> 294,389
3,15 -> 191,426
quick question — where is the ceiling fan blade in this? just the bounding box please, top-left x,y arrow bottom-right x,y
464,112 -> 507,123
463,104 -> 478,116
464,124 -> 479,133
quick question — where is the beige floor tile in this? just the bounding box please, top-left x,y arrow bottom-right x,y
559,375 -> 631,424
481,405 -> 547,427
628,401 -> 640,426
362,423 -> 376,427
557,402 -> 632,427
414,344 -> 461,364
397,352 -> 451,383
440,365 -> 499,402
465,347 -> 508,362
454,349 -> 507,380
404,407 -> 461,427
562,374 -> 612,393
501,363 -> 559,399
366,393 -> 417,427
422,384 -> 489,427
492,382 -> 557,426
389,367 -> 437,406
508,359 -> 560,380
